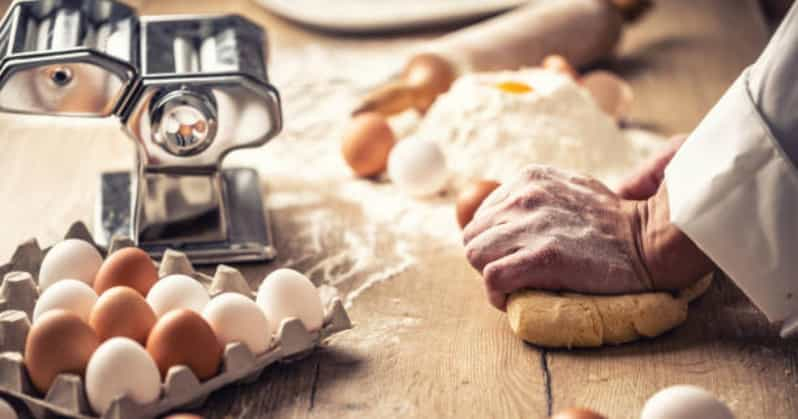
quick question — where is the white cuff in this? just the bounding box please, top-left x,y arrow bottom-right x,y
665,70 -> 798,336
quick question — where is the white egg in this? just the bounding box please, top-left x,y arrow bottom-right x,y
85,337 -> 161,414
146,274 -> 209,317
641,385 -> 734,419
38,239 -> 103,291
203,293 -> 271,354
33,279 -> 97,323
388,137 -> 448,197
256,269 -> 323,332
0,398 -> 17,419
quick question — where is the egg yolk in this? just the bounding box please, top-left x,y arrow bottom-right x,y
495,81 -> 534,94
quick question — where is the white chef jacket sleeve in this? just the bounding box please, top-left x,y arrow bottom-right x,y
664,3 -> 798,337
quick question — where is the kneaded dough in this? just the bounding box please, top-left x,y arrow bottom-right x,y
506,275 -> 713,348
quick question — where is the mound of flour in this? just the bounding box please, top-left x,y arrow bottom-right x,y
231,48 -> 664,311
417,68 -> 661,186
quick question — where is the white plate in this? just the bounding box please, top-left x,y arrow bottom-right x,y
253,0 -> 527,32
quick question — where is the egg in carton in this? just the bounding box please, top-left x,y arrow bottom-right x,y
0,222 -> 352,419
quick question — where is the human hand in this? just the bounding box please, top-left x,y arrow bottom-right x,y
463,165 -> 652,309
616,134 -> 687,200
463,165 -> 714,310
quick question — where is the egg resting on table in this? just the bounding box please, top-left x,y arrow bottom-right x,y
581,70 -> 634,120
551,408 -> 606,419
455,179 -> 501,228
641,385 -> 734,419
542,54 -> 580,81
342,112 -> 396,177
387,137 -> 448,197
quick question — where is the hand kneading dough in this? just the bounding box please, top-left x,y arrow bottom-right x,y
507,275 -> 713,348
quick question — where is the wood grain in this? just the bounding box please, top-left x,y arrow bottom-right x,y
0,0 -> 549,418
547,2 -> 798,419
0,0 -> 795,418
608,0 -> 769,134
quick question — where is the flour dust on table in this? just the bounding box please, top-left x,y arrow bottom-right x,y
227,45 -> 664,315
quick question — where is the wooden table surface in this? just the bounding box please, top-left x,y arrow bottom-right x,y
1,1 -> 797,418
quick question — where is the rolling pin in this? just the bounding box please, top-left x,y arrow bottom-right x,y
353,0 -> 651,116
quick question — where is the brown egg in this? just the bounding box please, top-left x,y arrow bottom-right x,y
94,247 -> 158,296
456,180 -> 501,228
341,112 -> 396,178
402,53 -> 457,113
551,408 -> 607,419
581,70 -> 634,120
89,286 -> 157,344
24,310 -> 99,394
542,54 -> 580,81
146,309 -> 222,380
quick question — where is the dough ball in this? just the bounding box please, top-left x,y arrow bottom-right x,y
507,275 -> 712,348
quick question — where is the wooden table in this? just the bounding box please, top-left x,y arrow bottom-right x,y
1,1 -> 796,418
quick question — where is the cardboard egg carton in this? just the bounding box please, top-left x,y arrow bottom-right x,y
0,222 -> 352,419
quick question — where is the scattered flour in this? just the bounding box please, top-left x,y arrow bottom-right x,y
329,314 -> 423,352
228,45 -> 664,310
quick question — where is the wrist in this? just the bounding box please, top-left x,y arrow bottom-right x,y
632,184 -> 715,290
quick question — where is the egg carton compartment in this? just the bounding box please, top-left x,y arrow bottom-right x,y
0,222 -> 352,419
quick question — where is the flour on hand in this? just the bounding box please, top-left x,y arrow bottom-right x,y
232,47 -> 664,311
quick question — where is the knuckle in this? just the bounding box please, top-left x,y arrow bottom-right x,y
530,213 -> 553,231
483,263 -> 504,289
526,208 -> 561,230
568,173 -> 593,185
520,165 -> 541,179
465,244 -> 481,264
520,164 -> 555,181
531,244 -> 563,267
513,188 -> 547,209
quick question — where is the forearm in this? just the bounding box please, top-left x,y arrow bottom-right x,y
632,184 -> 715,291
